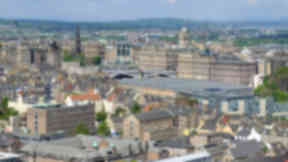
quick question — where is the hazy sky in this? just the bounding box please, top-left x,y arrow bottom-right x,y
0,0 -> 287,21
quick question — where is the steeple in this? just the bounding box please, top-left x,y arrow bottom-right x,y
75,25 -> 82,56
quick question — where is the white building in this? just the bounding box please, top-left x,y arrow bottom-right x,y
156,151 -> 212,162
0,152 -> 22,162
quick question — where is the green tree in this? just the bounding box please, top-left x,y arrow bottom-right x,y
0,97 -> 18,120
79,55 -> 86,67
114,107 -> 126,117
96,111 -> 107,122
97,121 -> 110,136
63,50 -> 74,62
75,123 -> 90,135
262,146 -> 269,154
188,98 -> 198,107
92,56 -> 102,66
130,102 -> 141,114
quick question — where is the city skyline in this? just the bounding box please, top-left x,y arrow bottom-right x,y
0,0 -> 287,22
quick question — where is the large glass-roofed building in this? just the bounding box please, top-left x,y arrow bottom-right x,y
120,78 -> 288,116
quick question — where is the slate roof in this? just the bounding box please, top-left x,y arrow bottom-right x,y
202,119 -> 217,131
135,105 -> 193,122
237,153 -> 288,162
201,113 -> 222,131
21,135 -> 142,160
237,128 -> 251,137
231,140 -> 264,159
155,136 -> 194,149
207,133 -> 235,140
0,134 -> 15,147
119,78 -> 253,100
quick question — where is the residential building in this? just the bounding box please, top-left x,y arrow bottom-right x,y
26,103 -> 95,135
123,105 -> 197,141
65,89 -> 103,113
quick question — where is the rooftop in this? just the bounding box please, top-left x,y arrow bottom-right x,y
135,105 -> 193,122
21,135 -> 144,160
120,78 -> 253,99
32,103 -> 62,109
32,103 -> 93,110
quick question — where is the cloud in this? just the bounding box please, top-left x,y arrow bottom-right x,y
247,0 -> 257,5
168,0 -> 177,4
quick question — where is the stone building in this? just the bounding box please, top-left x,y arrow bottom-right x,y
82,41 -> 105,59
135,47 -> 178,71
104,42 -> 135,64
177,52 -> 215,80
177,53 -> 257,85
123,105 -> 197,141
210,59 -> 257,85
13,41 -> 62,70
104,46 -> 117,64
26,103 -> 95,136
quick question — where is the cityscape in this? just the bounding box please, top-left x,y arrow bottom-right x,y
1,0 -> 288,162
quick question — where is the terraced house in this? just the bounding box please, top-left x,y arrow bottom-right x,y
123,105 -> 198,141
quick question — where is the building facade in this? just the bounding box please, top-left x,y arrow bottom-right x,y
26,104 -> 95,135
177,53 -> 257,85
123,106 -> 197,141
135,47 -> 178,71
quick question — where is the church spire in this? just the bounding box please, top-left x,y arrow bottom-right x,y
75,25 -> 82,56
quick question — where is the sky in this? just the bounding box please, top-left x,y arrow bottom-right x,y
0,0 -> 288,22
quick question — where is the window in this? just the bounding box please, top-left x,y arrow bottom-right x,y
40,54 -> 46,63
34,112 -> 38,133
129,121 -> 134,137
30,51 -> 35,64
173,118 -> 179,127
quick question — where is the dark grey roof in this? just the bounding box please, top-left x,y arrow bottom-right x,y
201,113 -> 222,131
135,105 -> 193,122
0,134 -> 14,147
155,136 -> 194,149
136,109 -> 174,122
119,78 -> 253,100
202,119 -> 217,131
21,135 -> 142,160
237,153 -> 288,162
207,133 -> 234,140
230,124 -> 240,133
111,116 -> 124,123
205,143 -> 229,156
237,128 -> 251,137
231,140 -> 264,159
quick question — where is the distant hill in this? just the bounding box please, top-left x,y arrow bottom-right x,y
0,18 -> 204,32
1,18 -> 288,32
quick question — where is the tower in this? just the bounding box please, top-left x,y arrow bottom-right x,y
178,27 -> 189,48
48,41 -> 62,69
75,25 -> 82,56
